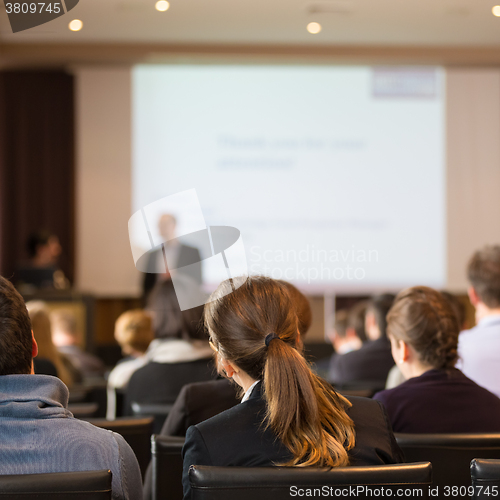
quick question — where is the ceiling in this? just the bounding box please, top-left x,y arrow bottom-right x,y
1,0 -> 500,46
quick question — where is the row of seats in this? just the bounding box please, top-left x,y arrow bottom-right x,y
0,458 -> 497,500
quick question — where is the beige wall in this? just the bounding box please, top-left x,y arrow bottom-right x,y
75,66 -> 500,297
446,69 -> 500,291
74,66 -> 141,296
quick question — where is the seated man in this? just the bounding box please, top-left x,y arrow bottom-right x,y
0,276 -> 142,500
457,245 -> 500,398
328,294 -> 395,391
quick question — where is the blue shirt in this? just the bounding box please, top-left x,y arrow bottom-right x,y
0,374 -> 142,500
457,315 -> 500,398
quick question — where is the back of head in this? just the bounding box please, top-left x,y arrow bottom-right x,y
367,293 -> 395,339
50,308 -> 79,344
441,291 -> 467,330
276,280 -> 312,337
26,229 -> 52,259
205,276 -> 355,468
27,301 -> 73,386
333,310 -> 349,338
147,279 -> 204,340
0,276 -> 33,375
115,309 -> 154,355
467,245 -> 500,308
387,286 -> 459,370
348,300 -> 368,343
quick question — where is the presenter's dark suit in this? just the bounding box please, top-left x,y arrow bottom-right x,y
182,382 -> 404,499
143,244 -> 202,299
373,368 -> 500,434
328,337 -> 395,391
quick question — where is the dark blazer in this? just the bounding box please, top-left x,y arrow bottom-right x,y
182,382 -> 404,499
373,368 -> 500,434
328,337 -> 395,390
143,244 -> 202,298
143,378 -> 240,500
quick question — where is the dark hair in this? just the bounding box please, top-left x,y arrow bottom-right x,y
333,310 -> 348,338
367,293 -> 395,338
467,245 -> 500,308
387,286 -> 459,370
440,291 -> 467,330
26,230 -> 53,259
277,280 -> 312,337
0,276 -> 33,375
347,300 -> 368,343
205,276 -> 355,468
147,279 -> 204,340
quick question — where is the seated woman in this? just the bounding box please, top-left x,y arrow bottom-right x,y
373,286 -> 500,433
182,276 -> 403,499
125,279 -> 214,430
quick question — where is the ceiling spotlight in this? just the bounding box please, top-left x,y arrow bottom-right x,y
155,0 -> 170,11
307,22 -> 322,34
68,19 -> 83,31
493,5 -> 500,16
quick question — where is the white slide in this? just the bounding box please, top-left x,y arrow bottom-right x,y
132,65 -> 445,291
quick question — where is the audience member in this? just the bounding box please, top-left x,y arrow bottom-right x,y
125,279 -> 214,425
51,308 -> 106,379
327,310 -> 363,355
0,276 -> 142,500
328,294 -> 395,390
457,245 -> 500,397
385,290 -> 468,389
26,301 -> 75,388
106,309 -> 154,419
374,286 -> 500,433
143,279 -> 314,500
16,230 -> 68,290
182,276 -> 403,499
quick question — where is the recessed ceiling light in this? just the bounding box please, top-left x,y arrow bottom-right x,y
307,22 -> 322,34
68,19 -> 83,31
155,0 -> 170,11
493,5 -> 500,16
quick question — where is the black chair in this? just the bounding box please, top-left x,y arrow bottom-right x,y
396,433 -> 500,490
86,416 -> 154,478
471,459 -> 500,499
151,434 -> 185,500
131,402 -> 174,434
0,469 -> 112,499
188,462 -> 432,500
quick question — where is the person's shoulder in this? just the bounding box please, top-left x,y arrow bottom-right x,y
194,396 -> 264,436
346,395 -> 386,415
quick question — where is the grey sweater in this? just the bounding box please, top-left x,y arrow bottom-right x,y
0,374 -> 142,500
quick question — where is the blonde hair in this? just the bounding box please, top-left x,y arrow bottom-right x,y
114,309 -> 153,355
205,276 -> 355,468
26,301 -> 74,387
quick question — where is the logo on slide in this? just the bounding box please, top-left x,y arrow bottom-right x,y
128,189 -> 247,310
3,0 -> 79,33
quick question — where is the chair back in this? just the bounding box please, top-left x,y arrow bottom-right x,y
0,469 -> 111,499
471,459 -> 500,499
396,433 -> 500,490
131,402 -> 173,434
189,462 -> 432,500
152,434 -> 185,500
87,417 -> 154,478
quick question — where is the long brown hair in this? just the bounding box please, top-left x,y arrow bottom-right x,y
204,276 -> 355,467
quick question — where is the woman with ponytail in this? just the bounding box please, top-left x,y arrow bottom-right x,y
182,276 -> 403,499
373,286 -> 500,433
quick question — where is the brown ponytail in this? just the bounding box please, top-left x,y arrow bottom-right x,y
204,276 -> 355,468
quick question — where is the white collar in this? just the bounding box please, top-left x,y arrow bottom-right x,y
241,380 -> 260,403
